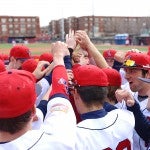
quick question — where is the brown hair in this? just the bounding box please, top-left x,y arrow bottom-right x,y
0,110 -> 32,134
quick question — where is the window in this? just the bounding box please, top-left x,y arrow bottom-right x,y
32,24 -> 36,28
1,18 -> 6,23
95,18 -> 99,22
20,24 -> 25,28
27,18 -> 31,22
9,24 -> 13,28
133,18 -> 136,22
15,24 -> 19,28
85,23 -> 88,27
20,18 -> 25,23
9,18 -> 13,22
85,29 -> 88,32
15,30 -> 19,34
32,18 -> 36,22
84,18 -> 88,21
27,24 -> 31,27
9,30 -> 13,34
95,23 -> 99,27
14,18 -> 18,22
2,25 -> 7,32
20,24 -> 26,33
125,18 -> 128,21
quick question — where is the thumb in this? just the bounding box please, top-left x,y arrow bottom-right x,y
126,99 -> 135,107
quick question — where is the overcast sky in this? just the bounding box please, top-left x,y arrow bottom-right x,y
0,0 -> 150,26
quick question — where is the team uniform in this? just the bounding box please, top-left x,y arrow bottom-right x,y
75,108 -> 135,150
35,77 -> 50,106
0,65 -> 76,150
116,86 -> 150,149
132,92 -> 150,150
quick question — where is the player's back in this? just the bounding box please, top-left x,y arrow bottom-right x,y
0,130 -> 74,150
75,109 -> 135,150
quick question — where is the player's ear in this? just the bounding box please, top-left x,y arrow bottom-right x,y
145,70 -> 150,79
73,89 -> 82,103
10,56 -> 16,62
31,105 -> 36,116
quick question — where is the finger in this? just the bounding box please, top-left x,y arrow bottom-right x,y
66,34 -> 69,40
71,29 -> 74,37
69,29 -> 72,37
126,99 -> 135,107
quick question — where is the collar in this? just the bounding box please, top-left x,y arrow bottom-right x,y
81,109 -> 107,120
138,95 -> 148,102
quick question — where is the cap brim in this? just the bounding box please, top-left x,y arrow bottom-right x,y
138,77 -> 150,83
121,65 -> 150,70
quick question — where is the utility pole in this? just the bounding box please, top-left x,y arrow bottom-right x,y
61,18 -> 64,41
61,8 -> 65,41
92,0 -> 95,38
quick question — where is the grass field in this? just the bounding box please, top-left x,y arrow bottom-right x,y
0,42 -> 149,55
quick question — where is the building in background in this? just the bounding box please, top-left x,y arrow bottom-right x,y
0,16 -> 41,43
49,16 -> 150,45
40,26 -> 51,42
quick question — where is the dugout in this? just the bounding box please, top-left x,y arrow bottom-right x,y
114,33 -> 129,45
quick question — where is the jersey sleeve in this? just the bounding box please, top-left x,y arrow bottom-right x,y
49,65 -> 69,99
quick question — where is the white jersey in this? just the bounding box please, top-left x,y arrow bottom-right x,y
132,93 -> 150,150
119,68 -> 128,85
36,78 -> 50,106
121,82 -> 134,95
32,108 -> 44,130
75,109 -> 135,150
0,98 -> 76,150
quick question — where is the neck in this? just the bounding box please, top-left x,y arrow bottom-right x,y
138,84 -> 150,96
80,104 -> 103,114
0,122 -> 31,142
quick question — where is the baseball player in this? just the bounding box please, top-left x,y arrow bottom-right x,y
6,45 -> 31,70
122,52 -> 150,150
115,88 -> 150,148
72,64 -> 135,149
0,41 -> 76,150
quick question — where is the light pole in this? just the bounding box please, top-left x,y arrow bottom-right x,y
61,8 -> 65,41
92,0 -> 95,38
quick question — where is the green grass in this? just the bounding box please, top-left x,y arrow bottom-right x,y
96,44 -> 148,52
0,42 -> 148,55
0,43 -> 50,49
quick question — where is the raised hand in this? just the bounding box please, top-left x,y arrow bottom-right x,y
32,61 -> 51,79
115,89 -> 135,107
75,30 -> 91,50
66,29 -> 77,50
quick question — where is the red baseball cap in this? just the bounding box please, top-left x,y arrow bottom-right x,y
102,68 -> 121,86
122,52 -> 150,70
0,59 -> 6,73
0,70 -> 36,118
39,52 -> 53,63
147,46 -> 150,56
103,49 -> 117,58
0,54 -> 3,60
32,55 -> 40,60
73,65 -> 108,86
22,59 -> 38,73
9,45 -> 31,59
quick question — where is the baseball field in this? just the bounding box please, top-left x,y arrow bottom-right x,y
0,42 -> 149,56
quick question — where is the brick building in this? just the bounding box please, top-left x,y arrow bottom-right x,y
0,16 -> 41,43
49,16 -> 150,44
